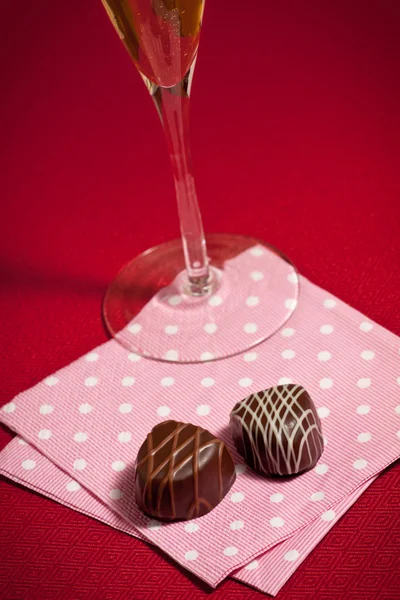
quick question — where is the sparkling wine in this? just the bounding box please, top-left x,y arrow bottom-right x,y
102,0 -> 205,88
102,0 -> 209,288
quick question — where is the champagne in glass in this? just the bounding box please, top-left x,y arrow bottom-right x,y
102,0 -> 203,88
102,0 -> 210,294
101,1 -> 299,363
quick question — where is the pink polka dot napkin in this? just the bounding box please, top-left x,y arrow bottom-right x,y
1,248 -> 399,589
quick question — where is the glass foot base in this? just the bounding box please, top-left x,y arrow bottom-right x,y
103,234 -> 299,363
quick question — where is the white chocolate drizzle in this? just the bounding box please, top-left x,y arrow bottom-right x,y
230,385 -> 324,476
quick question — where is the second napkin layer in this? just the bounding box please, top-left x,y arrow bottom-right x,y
1,248 -> 399,586
0,436 -> 377,596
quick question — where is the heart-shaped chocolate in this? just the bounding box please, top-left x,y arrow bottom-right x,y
136,420 -> 236,520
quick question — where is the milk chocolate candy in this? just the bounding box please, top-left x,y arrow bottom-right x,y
135,420 -> 236,521
230,384 -> 324,476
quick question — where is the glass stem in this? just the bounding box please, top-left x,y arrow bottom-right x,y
152,81 -> 210,296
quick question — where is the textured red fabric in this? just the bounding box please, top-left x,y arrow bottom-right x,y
1,1 -> 399,598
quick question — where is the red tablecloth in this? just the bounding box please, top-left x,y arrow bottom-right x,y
1,1 -> 399,598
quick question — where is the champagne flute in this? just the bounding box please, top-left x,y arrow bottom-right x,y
101,0 -> 299,363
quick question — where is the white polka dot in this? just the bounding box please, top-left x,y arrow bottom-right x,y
281,349 -> 295,360
245,560 -> 259,571
44,376 -> 59,386
284,298 -> 297,310
310,491 -> 325,502
121,376 -> 135,387
246,296 -> 259,307
85,352 -> 99,362
397,431 -> 400,439
185,523 -> 199,533
127,353 -> 141,362
321,510 -> 336,522
21,459 -> 36,470
320,325 -> 334,335
353,459 -> 368,470
185,550 -> 198,561
147,519 -> 161,531
196,405 -> 211,416
323,436 -> 328,446
79,403 -> 93,414
111,461 -> 126,472
357,378 -> 371,389
239,378 -> 253,388
317,407 -> 330,419
168,295 -> 182,306
315,464 -> 329,475
208,295 -> 223,307
18,438 -> 27,445
200,352 -> 214,361
84,377 -> 98,387
250,246 -> 264,257
395,405 -> 400,415
323,299 -> 336,309
397,378 -> 400,386
231,492 -> 245,503
360,322 -> 373,332
319,378 -> 333,389
243,322 -> 258,334
201,377 -> 215,388
223,546 -> 239,556
235,464 -> 246,475
270,517 -> 285,528
161,377 -> 174,387
128,323 -> 142,334
118,432 -> 132,443
270,493 -> 284,503
38,429 -> 52,440
165,350 -> 179,361
40,404 -> 54,415
74,432 -> 88,443
357,432 -> 372,443
157,406 -> 171,417
230,520 -> 244,531
164,325 -> 179,335
66,481 -> 81,492
109,488 -> 123,500
243,352 -> 258,362
74,459 -> 87,471
361,350 -> 374,361
119,403 -> 132,414
356,404 -> 371,415
278,377 -> 292,385
250,271 -> 264,281
281,327 -> 295,337
204,323 -> 217,334
287,272 -> 298,284
2,402 -> 16,414
318,351 -> 332,362
284,550 -> 300,562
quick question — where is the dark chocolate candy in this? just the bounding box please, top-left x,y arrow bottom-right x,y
230,384 -> 324,476
135,420 -> 236,521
